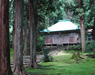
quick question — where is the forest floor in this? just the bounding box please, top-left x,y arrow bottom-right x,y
10,48 -> 95,75
25,50 -> 95,75
10,48 -> 63,68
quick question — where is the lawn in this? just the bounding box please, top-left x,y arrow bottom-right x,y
10,49 -> 95,75
25,51 -> 95,75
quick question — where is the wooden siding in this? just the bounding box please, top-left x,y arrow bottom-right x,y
45,32 -> 80,45
45,38 -> 52,44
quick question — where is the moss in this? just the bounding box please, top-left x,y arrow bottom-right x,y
25,51 -> 95,75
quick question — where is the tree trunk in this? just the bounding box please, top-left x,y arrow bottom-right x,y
67,9 -> 70,19
92,1 -> 95,40
0,0 -> 13,75
80,16 -> 86,53
29,0 -> 38,68
94,1 -> 95,37
23,7 -> 29,55
29,0 -> 33,67
13,0 -> 28,75
0,2 -> 4,74
23,22 -> 28,55
78,0 -> 86,53
32,21 -> 38,68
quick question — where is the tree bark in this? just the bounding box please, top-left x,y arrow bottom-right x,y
13,0 -> 28,75
0,1 -> 4,74
29,0 -> 38,68
0,0 -> 13,75
32,21 -> 38,68
78,0 -> 86,53
79,16 -> 86,53
23,7 -> 29,55
94,1 -> 95,36
67,9 -> 70,19
92,1 -> 95,40
23,22 -> 28,55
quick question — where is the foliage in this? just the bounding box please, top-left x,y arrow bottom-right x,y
68,45 -> 82,50
43,48 -> 53,62
86,41 -> 95,52
63,0 -> 95,29
86,40 -> 95,57
36,35 -> 45,52
9,0 -> 15,48
8,0 -> 95,48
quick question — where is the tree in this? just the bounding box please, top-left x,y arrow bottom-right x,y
63,0 -> 86,52
23,2 -> 29,55
0,0 -> 12,75
29,0 -> 38,68
13,0 -> 28,74
29,0 -> 58,68
78,0 -> 86,53
91,0 -> 95,39
23,20 -> 28,55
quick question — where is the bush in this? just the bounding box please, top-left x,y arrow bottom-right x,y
36,43 -> 43,52
36,36 -> 45,52
68,45 -> 81,50
86,40 -> 95,57
43,48 -> 53,62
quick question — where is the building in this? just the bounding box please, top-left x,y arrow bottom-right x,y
41,20 -> 80,46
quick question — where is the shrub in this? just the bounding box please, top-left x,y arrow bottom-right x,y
43,48 -> 53,62
36,36 -> 45,52
86,40 -> 95,57
68,44 -> 81,50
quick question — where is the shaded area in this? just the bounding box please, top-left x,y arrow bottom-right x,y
25,51 -> 95,75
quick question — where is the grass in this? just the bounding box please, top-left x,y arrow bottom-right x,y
10,48 -> 14,63
10,49 -> 95,75
25,50 -> 95,75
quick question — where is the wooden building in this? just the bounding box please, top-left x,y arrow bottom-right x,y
41,20 -> 80,46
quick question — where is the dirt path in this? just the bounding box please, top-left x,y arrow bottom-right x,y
11,55 -> 44,68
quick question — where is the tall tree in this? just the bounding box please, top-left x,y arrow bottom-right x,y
23,20 -> 28,55
92,0 -> 95,39
13,0 -> 28,74
29,0 -> 38,68
0,0 -> 12,75
94,1 -> 95,36
78,0 -> 86,53
23,1 -> 29,55
0,1 -> 4,73
29,0 -> 56,68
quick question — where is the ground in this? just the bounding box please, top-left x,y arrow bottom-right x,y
10,48 -> 95,75
25,50 -> 95,75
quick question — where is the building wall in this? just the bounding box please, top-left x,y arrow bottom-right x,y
45,31 -> 80,45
